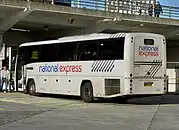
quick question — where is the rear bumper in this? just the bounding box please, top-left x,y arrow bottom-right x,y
129,78 -> 166,95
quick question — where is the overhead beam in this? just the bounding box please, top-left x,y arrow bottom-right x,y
0,7 -> 33,33
85,19 -> 168,34
84,19 -> 120,34
165,27 -> 179,39
58,28 -> 85,37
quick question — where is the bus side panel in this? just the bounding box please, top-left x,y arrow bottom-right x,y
63,76 -> 103,97
26,68 -> 52,94
37,76 -> 53,94
34,76 -> 103,97
65,60 -> 124,97
27,69 -> 104,97
48,76 -> 72,95
25,60 -> 124,97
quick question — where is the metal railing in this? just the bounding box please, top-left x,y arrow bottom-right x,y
72,0 -> 179,19
3,0 -> 179,20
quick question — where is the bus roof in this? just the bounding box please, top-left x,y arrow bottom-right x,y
19,33 -> 126,47
19,32 -> 164,47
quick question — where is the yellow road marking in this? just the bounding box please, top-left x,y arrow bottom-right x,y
0,98 -> 29,104
35,102 -> 87,109
0,108 -> 4,111
160,104 -> 175,107
63,103 -> 88,108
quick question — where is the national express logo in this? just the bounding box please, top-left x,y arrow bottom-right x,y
39,64 -> 82,73
138,46 -> 159,57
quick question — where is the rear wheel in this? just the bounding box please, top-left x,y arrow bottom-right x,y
81,82 -> 94,103
24,88 -> 28,94
28,80 -> 36,96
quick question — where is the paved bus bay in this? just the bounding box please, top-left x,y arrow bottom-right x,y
0,93 -> 179,130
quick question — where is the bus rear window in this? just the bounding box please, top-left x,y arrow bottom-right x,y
144,39 -> 154,45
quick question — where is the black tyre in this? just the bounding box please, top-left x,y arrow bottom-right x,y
81,82 -> 94,103
28,80 -> 36,96
24,86 -> 28,94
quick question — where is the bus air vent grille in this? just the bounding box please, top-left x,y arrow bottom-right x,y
105,79 -> 120,95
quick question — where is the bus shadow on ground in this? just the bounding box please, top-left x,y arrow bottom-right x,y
110,94 -> 179,105
36,93 -> 179,105
37,93 -> 82,101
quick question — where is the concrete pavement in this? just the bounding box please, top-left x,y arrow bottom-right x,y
0,93 -> 179,130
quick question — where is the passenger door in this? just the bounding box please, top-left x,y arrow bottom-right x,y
22,65 -> 27,92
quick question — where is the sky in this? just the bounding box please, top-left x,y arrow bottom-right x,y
160,0 -> 179,6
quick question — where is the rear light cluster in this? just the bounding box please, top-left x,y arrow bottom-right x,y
131,37 -> 134,43
164,74 -> 168,94
163,39 -> 166,44
130,73 -> 133,94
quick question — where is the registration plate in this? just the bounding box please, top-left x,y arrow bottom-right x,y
144,82 -> 154,87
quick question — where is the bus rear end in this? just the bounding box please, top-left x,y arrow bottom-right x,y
130,33 -> 167,96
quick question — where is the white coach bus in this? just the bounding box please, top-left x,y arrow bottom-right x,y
14,33 -> 167,102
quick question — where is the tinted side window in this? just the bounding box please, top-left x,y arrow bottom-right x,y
40,44 -> 57,62
98,38 -> 125,60
56,42 -> 75,61
27,46 -> 41,64
77,40 -> 98,61
18,45 -> 41,64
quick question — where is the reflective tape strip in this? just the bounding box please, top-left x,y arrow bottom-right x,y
109,33 -> 125,38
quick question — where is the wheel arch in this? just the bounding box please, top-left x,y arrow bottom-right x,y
26,78 -> 35,94
80,80 -> 93,96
